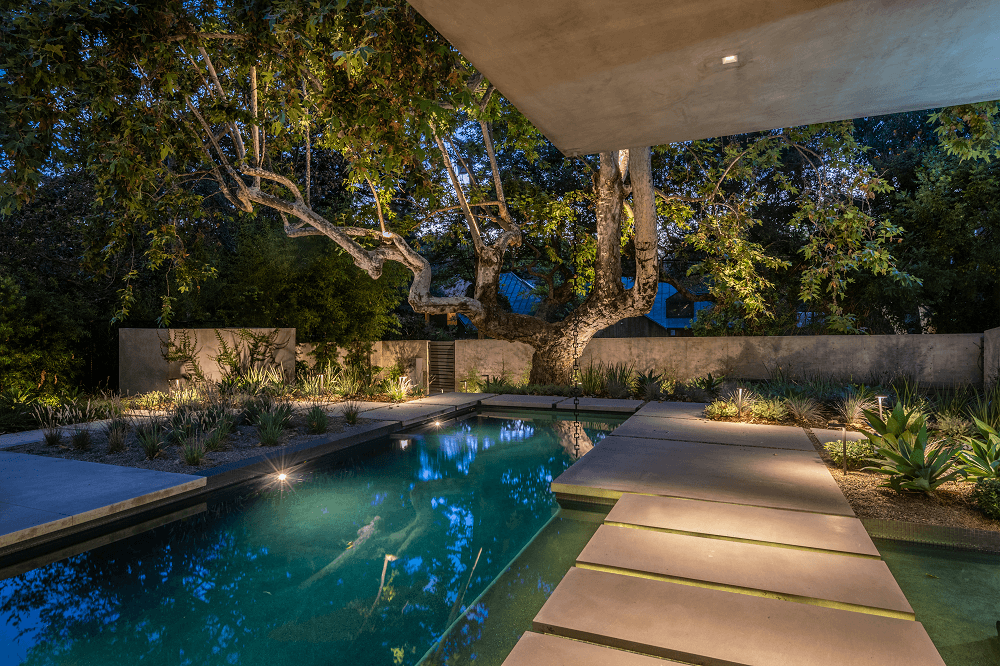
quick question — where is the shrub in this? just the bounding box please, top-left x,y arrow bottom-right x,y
862,403 -> 961,493
688,373 -> 725,396
635,370 -> 664,401
603,363 -> 636,397
242,394 -> 275,426
824,440 -> 875,469
104,418 -> 130,454
136,420 -> 166,460
972,478 -> 1000,520
306,405 -> 329,434
459,367 -> 483,393
33,404 -> 68,446
705,400 -> 737,419
935,413 -> 971,438
386,376 -> 413,402
727,388 -> 757,418
751,398 -> 787,422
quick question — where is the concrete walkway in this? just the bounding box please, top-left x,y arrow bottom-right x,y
505,404 -> 947,665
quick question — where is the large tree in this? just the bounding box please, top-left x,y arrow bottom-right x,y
2,0 -> 915,383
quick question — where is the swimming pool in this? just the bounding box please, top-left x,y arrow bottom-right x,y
0,411 -> 622,666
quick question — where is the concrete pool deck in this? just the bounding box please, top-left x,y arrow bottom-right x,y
506,404 -> 947,665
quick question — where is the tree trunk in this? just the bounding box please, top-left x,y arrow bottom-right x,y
528,334 -> 581,385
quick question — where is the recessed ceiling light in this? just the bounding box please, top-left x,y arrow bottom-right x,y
722,54 -> 738,65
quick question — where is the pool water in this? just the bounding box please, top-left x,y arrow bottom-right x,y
875,539 -> 1000,666
0,411 -> 622,666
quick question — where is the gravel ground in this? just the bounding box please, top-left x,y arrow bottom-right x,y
809,430 -> 1000,533
3,406 -> 384,475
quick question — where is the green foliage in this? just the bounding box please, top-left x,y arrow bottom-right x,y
168,406 -> 201,445
180,436 -> 207,466
306,405 -> 329,435
824,440 -> 875,470
705,400 -> 738,419
971,478 -> 1000,521
256,411 -> 285,447
580,362 -> 604,397
862,403 -> 961,493
751,398 -> 787,422
340,401 -> 362,426
688,373 -> 725,395
136,420 -> 166,460
957,418 -> 1000,481
784,395 -> 824,425
104,418 -> 129,454
71,428 -> 92,451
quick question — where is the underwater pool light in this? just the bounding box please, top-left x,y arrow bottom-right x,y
278,473 -> 287,481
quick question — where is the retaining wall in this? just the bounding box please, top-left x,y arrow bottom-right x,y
119,328 -> 295,395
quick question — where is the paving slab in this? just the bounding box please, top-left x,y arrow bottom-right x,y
0,452 -> 205,548
606,493 -> 879,557
551,435 -> 854,515
610,417 -> 815,451
554,397 -> 643,413
577,525 -> 912,618
348,402 -> 454,427
407,392 -> 495,410
634,401 -> 709,420
533,567 -> 945,666
480,395 -> 564,409
329,400 -> 393,413
502,632 -> 676,666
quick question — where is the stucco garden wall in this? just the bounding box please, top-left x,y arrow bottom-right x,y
119,328 -> 295,395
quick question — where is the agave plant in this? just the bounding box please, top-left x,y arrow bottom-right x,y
957,418 -> 1000,481
635,370 -> 664,401
862,403 -> 961,493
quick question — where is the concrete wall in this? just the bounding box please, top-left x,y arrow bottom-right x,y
986,326 -> 1000,390
119,328 -> 295,395
455,339 -> 534,387
296,340 -> 430,391
451,334 -> 986,388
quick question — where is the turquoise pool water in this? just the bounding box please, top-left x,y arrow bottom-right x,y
0,411 -> 621,666
875,539 -> 1000,666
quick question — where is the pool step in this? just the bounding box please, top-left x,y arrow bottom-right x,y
532,567 -> 945,666
577,524 -> 913,619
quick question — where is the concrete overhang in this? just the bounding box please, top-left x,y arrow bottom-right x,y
407,0 -> 1000,155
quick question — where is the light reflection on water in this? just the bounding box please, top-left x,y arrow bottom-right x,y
0,412 -> 621,666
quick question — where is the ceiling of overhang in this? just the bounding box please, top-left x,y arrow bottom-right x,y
407,0 -> 1000,155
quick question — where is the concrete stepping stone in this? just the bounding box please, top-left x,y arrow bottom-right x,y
357,403 -> 456,426
481,395 -> 564,409
611,417 -> 815,451
502,631 -> 674,666
408,392 -> 496,410
554,397 -> 643,413
533,567 -> 945,666
634,401 -> 709,420
551,435 -> 854,515
577,525 -> 913,618
606,493 -> 879,557
0,453 -> 205,548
